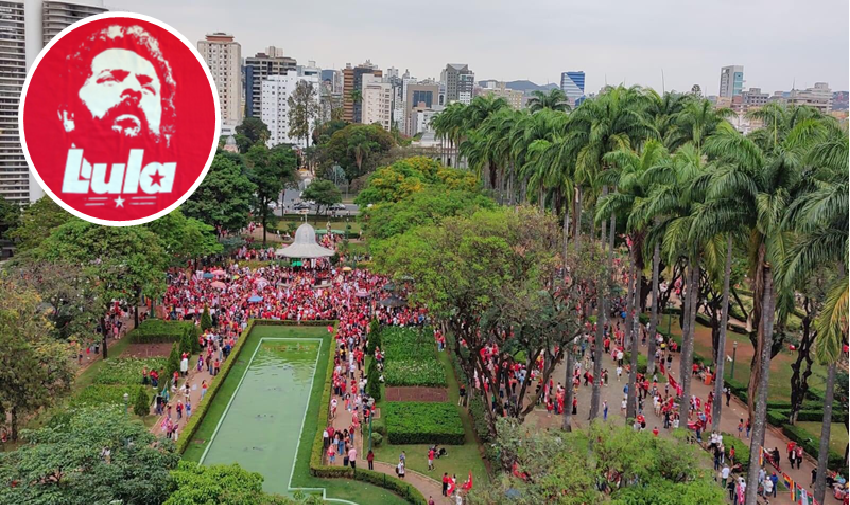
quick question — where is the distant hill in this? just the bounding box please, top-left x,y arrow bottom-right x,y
504,80 -> 558,93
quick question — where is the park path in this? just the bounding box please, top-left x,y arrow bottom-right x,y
148,354 -> 214,441
527,333 -> 842,505
325,368 -> 451,505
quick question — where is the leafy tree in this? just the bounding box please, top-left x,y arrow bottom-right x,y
0,196 -> 20,239
18,261 -> 99,343
31,220 -> 168,358
468,420 -> 724,505
133,387 -> 150,417
235,116 -> 270,153
301,179 -> 342,214
363,187 -> 495,241
312,119 -> 348,145
354,157 -> 477,206
166,461 -> 319,505
0,407 -> 178,505
184,152 -> 256,234
287,81 -> 319,148
9,197 -> 72,253
245,144 -> 298,245
146,208 -> 222,265
324,124 -> 395,181
0,277 -> 73,440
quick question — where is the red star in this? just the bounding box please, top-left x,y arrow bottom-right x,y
149,169 -> 164,187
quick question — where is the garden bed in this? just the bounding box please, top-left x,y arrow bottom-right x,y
384,386 -> 449,403
381,327 -> 446,387
121,343 -> 175,358
384,401 -> 465,445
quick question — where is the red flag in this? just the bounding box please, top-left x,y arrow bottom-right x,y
462,471 -> 473,490
327,325 -> 334,333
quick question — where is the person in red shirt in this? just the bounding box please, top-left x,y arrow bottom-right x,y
652,426 -> 659,437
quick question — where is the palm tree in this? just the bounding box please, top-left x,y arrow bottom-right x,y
646,91 -> 692,150
669,98 -> 733,155
527,88 -> 570,113
779,122 -> 848,505
596,140 -> 669,420
704,105 -> 835,505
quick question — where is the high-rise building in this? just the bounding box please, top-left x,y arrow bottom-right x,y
197,33 -> 242,134
260,70 -> 319,149
559,71 -> 586,106
444,64 -> 474,104
404,82 -> 439,136
742,87 -> 769,108
361,74 -> 393,132
244,48 -> 296,118
0,0 -> 107,204
832,91 -> 849,111
719,65 -> 744,98
342,61 -> 381,123
787,82 -> 833,114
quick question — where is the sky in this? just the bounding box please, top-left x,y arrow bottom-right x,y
107,0 -> 850,95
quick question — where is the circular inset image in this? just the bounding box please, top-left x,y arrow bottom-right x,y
20,12 -> 220,225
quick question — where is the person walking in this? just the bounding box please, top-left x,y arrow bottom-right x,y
442,472 -> 449,496
348,446 -> 357,471
367,450 -> 374,470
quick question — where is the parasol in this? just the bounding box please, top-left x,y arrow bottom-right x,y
342,266 -> 352,272
212,269 -> 226,276
247,295 -> 263,303
203,273 -> 214,279
378,295 -> 406,307
211,281 -> 226,289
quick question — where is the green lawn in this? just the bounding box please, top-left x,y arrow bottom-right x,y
372,349 -> 489,487
796,421 -> 849,456
657,313 -> 828,401
183,324 -> 406,505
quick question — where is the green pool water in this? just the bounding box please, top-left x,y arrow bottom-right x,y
201,339 -> 321,494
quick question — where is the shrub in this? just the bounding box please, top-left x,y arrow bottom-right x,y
130,320 -> 197,345
133,387 -> 151,417
468,396 -> 492,443
367,367 -> 381,401
370,433 -> 383,447
384,402 -> 464,445
201,305 -> 212,331
371,417 -> 386,437
623,352 -> 648,374
766,410 -> 787,427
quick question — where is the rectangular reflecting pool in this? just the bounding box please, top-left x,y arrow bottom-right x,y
200,337 -> 321,495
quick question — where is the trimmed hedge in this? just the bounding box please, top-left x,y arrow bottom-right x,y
384,402 -> 465,445
130,319 -> 198,346
71,383 -> 150,408
468,396 -> 492,443
382,327 -> 446,387
766,408 -> 848,428
782,424 -> 848,474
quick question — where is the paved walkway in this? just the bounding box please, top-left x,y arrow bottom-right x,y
148,354 -> 213,441
526,335 -> 843,504
324,366 -> 452,505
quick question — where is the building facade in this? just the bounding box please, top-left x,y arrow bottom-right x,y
260,71 -> 319,149
559,71 -> 586,106
342,61 -> 381,123
719,65 -> 744,98
0,0 -> 107,203
198,33 -> 242,134
361,74 -> 393,131
404,82 -> 439,136
444,63 -> 474,105
476,81 -> 523,109
244,49 -> 296,119
787,82 -> 833,114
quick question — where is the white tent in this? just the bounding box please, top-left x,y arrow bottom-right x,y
275,223 -> 335,259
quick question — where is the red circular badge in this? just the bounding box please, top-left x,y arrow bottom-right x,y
20,12 -> 220,225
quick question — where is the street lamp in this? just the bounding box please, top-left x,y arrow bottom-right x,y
367,411 -> 373,454
123,392 -> 129,417
731,341 -> 738,380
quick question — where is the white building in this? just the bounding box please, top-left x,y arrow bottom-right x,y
361,74 -> 393,131
197,33 -> 242,135
788,82 -> 833,114
0,0 -> 107,203
261,71 -> 319,149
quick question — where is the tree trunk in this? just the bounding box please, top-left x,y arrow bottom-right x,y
538,187 -> 544,213
711,235 -> 733,433
745,266 -> 776,505
11,407 -> 17,441
681,263 -> 699,408
813,362 -> 837,505
562,204 -> 570,263
790,298 -> 815,425
101,315 -> 108,359
625,240 -> 638,420
563,345 -> 575,432
679,262 -> 692,389
647,240 -> 660,378
574,186 -> 583,255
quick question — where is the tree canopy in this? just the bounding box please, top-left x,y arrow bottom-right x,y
300,179 -> 342,213
323,123 -> 395,181
235,117 -> 270,153
183,151 -> 256,234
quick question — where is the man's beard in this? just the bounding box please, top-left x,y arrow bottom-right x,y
70,99 -> 161,152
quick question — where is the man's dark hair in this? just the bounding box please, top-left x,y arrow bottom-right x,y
59,24 -> 177,138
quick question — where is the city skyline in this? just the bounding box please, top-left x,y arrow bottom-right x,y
106,0 -> 849,95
